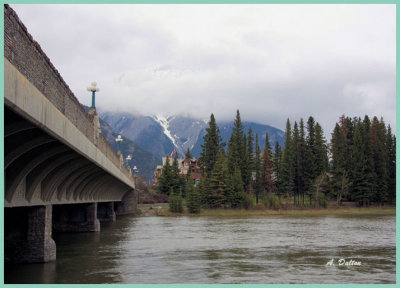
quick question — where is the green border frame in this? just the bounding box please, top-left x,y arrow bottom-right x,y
0,1 -> 398,287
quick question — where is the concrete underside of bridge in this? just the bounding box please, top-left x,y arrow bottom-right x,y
4,107 -> 138,263
4,4 -> 138,264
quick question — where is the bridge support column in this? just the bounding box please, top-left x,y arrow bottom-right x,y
27,205 -> 57,263
5,205 -> 56,263
53,203 -> 100,232
98,202 -> 116,222
85,203 -> 101,231
115,190 -> 137,215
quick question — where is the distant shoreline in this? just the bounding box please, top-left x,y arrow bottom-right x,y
137,204 -> 395,217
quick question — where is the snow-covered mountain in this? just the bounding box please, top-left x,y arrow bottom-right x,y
153,115 -> 207,156
99,110 -> 285,160
99,111 -> 207,160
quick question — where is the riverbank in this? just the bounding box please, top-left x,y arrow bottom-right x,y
137,204 -> 395,217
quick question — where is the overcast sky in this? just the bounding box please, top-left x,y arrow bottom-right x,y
10,4 -> 396,135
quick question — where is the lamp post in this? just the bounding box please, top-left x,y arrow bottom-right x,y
115,134 -> 123,152
87,82 -> 100,109
126,155 -> 132,166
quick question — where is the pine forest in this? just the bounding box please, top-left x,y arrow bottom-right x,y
157,110 -> 396,213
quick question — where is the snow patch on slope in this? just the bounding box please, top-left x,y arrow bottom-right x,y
153,115 -> 178,147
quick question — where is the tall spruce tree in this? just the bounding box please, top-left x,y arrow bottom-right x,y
339,115 -> 354,174
200,113 -> 222,177
254,134 -> 263,204
305,116 -> 317,204
242,133 -> 251,191
171,153 -> 185,197
262,132 -> 274,195
351,122 -> 369,206
209,149 -> 229,208
293,121 -> 306,206
273,141 -> 282,193
229,168 -> 246,208
185,148 -> 193,159
248,127 -> 254,173
361,116 -> 376,205
158,156 -> 172,195
298,119 -> 308,205
280,119 -> 295,202
330,123 -> 349,205
314,123 -> 329,174
371,117 -> 388,204
186,176 -> 201,213
227,110 -> 248,189
386,125 -> 396,204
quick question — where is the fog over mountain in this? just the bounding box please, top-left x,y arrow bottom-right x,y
11,4 -> 396,139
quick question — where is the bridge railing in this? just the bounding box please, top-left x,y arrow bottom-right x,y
4,5 -> 131,180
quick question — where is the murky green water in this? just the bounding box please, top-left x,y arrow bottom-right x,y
5,214 -> 395,284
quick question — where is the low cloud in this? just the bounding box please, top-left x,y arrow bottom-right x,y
11,4 -> 396,135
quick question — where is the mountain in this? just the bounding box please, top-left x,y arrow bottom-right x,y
152,115 -> 207,156
191,121 -> 285,157
95,109 -> 285,181
99,111 -> 175,160
82,106 -> 159,182
99,110 -> 285,158
99,111 -> 207,159
99,118 -> 159,182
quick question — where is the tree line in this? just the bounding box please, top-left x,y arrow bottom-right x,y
157,110 -> 396,213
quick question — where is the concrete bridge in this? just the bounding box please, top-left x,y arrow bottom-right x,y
4,5 -> 136,263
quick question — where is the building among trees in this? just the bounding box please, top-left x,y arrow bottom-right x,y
155,156 -> 202,183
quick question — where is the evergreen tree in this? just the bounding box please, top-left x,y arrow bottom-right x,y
371,117 -> 388,204
254,134 -> 263,204
351,121 -> 372,206
247,127 -> 255,195
298,119 -> 308,205
314,172 -> 331,208
227,110 -> 248,188
339,115 -> 354,174
330,123 -> 348,205
171,153 -> 185,197
279,119 -> 295,202
262,132 -> 274,195
247,127 -> 254,173
292,121 -> 304,206
198,176 -> 211,207
186,176 -> 201,213
229,168 -> 246,208
185,148 -> 193,159
273,141 -> 282,193
361,116 -> 376,205
242,133 -> 251,191
169,187 -> 183,213
209,149 -> 229,208
304,116 -> 317,203
200,113 -> 222,176
315,123 -> 329,174
386,125 -> 396,204
158,156 -> 172,195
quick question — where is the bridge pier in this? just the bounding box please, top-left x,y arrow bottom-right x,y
115,190 -> 137,215
5,205 -> 56,263
98,202 -> 116,222
53,203 -> 100,232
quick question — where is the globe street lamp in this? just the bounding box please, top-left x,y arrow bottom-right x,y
126,155 -> 132,166
87,82 -> 100,109
115,134 -> 123,152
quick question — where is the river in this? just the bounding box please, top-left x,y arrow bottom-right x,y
5,214 -> 395,284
